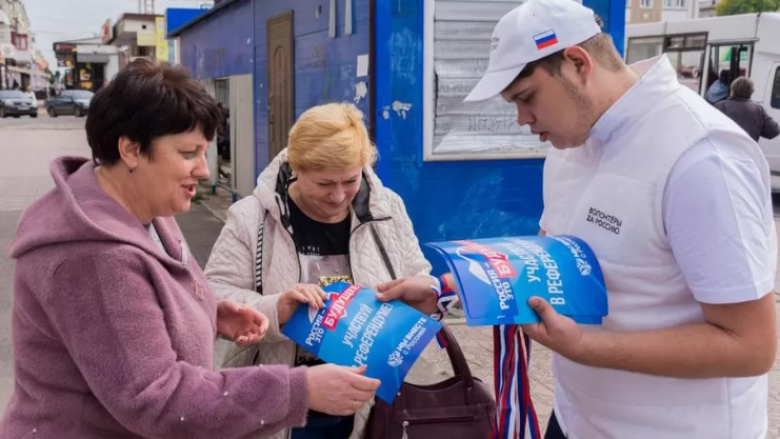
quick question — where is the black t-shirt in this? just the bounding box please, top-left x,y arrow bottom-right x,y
288,196 -> 351,261
288,196 -> 353,368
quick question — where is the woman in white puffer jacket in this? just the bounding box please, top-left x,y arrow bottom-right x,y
204,102 -> 438,439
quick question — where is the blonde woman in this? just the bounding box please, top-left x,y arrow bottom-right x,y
205,102 -> 437,439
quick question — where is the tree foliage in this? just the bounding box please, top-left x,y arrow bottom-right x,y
716,0 -> 780,16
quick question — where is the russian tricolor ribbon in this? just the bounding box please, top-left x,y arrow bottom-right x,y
491,325 -> 541,439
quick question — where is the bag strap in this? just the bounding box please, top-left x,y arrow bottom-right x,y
370,224 -> 397,280
439,324 -> 479,405
437,324 -> 472,382
255,211 -> 266,294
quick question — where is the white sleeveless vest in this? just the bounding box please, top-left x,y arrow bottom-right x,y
541,56 -> 770,439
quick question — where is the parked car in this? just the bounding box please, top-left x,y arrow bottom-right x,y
0,90 -> 38,118
46,90 -> 94,118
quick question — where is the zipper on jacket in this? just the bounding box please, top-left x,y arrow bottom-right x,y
273,194 -> 303,283
277,224 -> 303,283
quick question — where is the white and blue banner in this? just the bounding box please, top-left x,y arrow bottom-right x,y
427,235 -> 608,326
282,282 -> 443,403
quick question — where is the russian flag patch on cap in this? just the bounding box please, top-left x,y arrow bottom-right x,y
533,30 -> 558,50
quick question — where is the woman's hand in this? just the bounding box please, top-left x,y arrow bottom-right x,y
305,364 -> 380,415
216,300 -> 270,347
376,276 -> 440,315
278,284 -> 328,325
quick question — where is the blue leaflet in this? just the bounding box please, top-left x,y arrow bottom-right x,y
426,235 -> 608,326
282,282 -> 443,403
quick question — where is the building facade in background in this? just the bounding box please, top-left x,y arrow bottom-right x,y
0,0 -> 48,91
102,13 -> 164,68
698,0 -> 719,17
52,37 -> 119,92
625,0 -> 699,23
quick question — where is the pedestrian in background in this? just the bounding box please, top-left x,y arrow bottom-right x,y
0,59 -> 379,439
715,76 -> 780,142
705,69 -> 730,104
23,85 -> 37,109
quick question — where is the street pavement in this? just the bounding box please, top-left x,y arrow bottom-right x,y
0,117 -> 88,412
0,112 -> 85,131
1,117 -> 780,437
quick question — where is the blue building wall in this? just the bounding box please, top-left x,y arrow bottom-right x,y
586,0 -> 627,56
253,0 -> 371,173
376,0 -> 626,250
178,0 -> 254,80
375,0 -> 546,248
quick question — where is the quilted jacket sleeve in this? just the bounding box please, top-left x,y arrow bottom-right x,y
205,200 -> 286,343
385,189 -> 432,278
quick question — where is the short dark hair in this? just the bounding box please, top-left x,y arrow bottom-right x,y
730,77 -> 755,99
86,59 -> 221,166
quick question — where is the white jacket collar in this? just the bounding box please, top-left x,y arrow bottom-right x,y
252,148 -> 392,225
589,55 -> 682,148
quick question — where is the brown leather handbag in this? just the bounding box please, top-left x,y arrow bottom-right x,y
363,324 -> 496,439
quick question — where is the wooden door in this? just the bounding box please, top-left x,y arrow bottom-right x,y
267,12 -> 294,163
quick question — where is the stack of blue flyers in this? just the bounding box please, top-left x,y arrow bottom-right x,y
426,235 -> 608,326
282,281 -> 443,403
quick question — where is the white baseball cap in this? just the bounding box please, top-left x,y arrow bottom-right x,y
464,0 -> 602,102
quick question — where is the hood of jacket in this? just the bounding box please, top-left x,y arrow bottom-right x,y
253,148 -> 393,228
8,156 -> 189,269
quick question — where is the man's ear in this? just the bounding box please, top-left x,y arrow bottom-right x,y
562,46 -> 595,85
118,137 -> 141,171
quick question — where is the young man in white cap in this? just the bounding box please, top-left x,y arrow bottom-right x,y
378,0 -> 778,438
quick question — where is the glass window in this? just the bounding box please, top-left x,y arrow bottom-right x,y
667,36 -> 685,50
626,36 -> 664,65
667,50 -> 705,93
678,50 -> 704,92
685,34 -> 706,49
707,44 -> 753,87
0,24 -> 9,45
772,67 -> 780,109
641,0 -> 653,8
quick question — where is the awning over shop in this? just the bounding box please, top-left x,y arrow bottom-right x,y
6,65 -> 48,77
77,53 -> 111,63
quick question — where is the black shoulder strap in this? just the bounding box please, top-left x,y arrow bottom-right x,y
255,211 -> 266,294
370,224 -> 397,280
